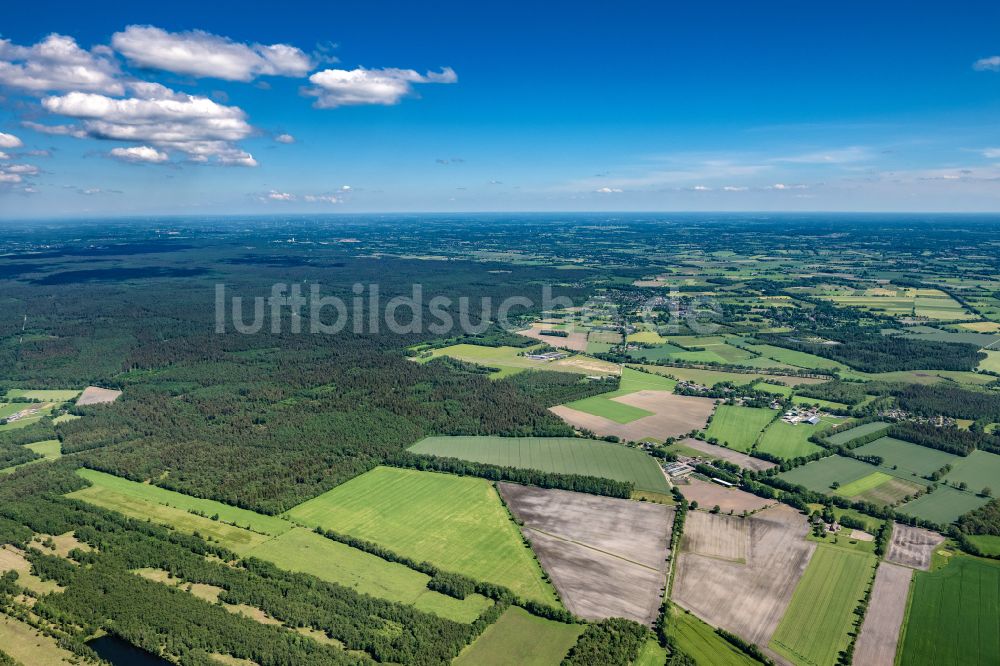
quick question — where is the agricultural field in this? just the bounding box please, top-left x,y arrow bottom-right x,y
966,534 -> 1000,557
853,436 -> 958,479
285,467 -> 557,604
0,613 -> 78,665
823,421 -> 891,446
413,343 -> 617,378
777,455 -> 876,492
551,390 -> 715,443
498,483 -> 672,625
754,418 -> 832,459
674,437 -> 777,472
886,524 -> 944,570
453,606 -> 583,666
559,367 -> 676,423
408,435 -> 669,493
635,364 -> 827,387
677,477 -> 776,514
897,555 -> 1000,666
853,563 -> 913,666
769,545 -> 877,666
942,449 -> 1000,493
673,504 -> 815,647
899,485 -> 991,526
666,605 -> 761,666
703,405 -> 776,452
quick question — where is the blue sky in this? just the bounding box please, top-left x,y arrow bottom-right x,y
2,0 -> 1000,216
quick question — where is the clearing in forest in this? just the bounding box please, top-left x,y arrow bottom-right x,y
285,467 -> 557,605
408,435 -> 669,493
452,606 -> 583,666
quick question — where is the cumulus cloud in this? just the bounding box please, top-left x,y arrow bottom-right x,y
768,183 -> 808,190
723,185 -> 749,191
304,66 -> 457,108
21,121 -> 88,138
0,162 -> 38,185
274,133 -> 295,144
303,194 -> 339,203
111,26 -> 313,81
0,34 -> 122,94
0,152 -> 7,160
109,145 -> 169,163
595,186 -> 623,193
691,185 -> 711,191
983,148 -> 1000,158
266,190 -> 294,201
41,83 -> 257,166
0,132 -> 23,148
973,56 -> 1000,72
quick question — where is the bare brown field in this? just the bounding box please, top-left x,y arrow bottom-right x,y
678,478 -> 776,515
76,385 -> 122,405
677,437 -> 778,472
850,529 -> 875,542
498,483 -> 672,625
855,477 -> 925,506
549,355 -> 620,376
885,524 -> 943,570
551,391 -> 715,441
853,562 -> 912,666
680,511 -> 748,562
673,504 -> 815,648
518,324 -> 588,351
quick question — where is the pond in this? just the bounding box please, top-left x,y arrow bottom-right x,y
86,635 -> 171,666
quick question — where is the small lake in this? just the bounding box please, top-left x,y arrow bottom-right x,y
86,635 -> 171,666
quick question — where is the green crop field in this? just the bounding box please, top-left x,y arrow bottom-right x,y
453,606 -> 583,665
408,435 -> 669,493
415,344 -> 543,378
824,421 -> 891,446
703,405 -> 776,452
667,606 -> 760,666
943,449 -> 1000,494
754,382 -> 793,396
635,364 -> 818,387
755,419 -> 828,459
743,343 -> 849,371
633,640 -> 668,666
67,470 -> 488,622
284,466 -> 558,605
790,395 -> 849,410
898,555 -> 1000,666
777,456 -> 876,493
899,485 -> 991,525
561,367 -> 675,423
770,545 -> 877,666
242,527 -> 491,623
3,388 -> 81,402
967,535 -> 1000,557
74,468 -> 292,536
853,437 -> 958,479
835,471 -> 893,496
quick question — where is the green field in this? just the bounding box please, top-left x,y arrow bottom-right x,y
979,350 -> 1000,373
790,395 -> 849,410
753,381 -> 793,397
755,419 -> 828,459
561,367 -> 676,424
853,437 -> 958,479
777,456 -> 876,493
899,485 -> 991,525
770,545 -> 877,666
0,440 -> 62,476
703,405 -> 777,452
967,535 -> 1000,557
3,388 -> 81,402
67,469 -> 489,622
898,555 -> 1000,666
824,421 -> 891,446
633,640 -> 668,666
666,606 -> 760,666
636,364 -> 816,388
942,449 -> 1000,494
453,606 -> 583,665
0,613 -> 78,665
284,466 -> 557,605
415,344 -> 544,378
834,471 -> 894,497
744,343 -> 849,372
74,468 -> 292,536
241,527 -> 491,622
408,435 -> 669,493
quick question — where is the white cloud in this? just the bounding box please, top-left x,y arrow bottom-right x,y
303,194 -> 339,203
982,148 -> 1000,158
0,152 -> 7,160
340,185 -> 351,191
0,173 -> 22,183
275,133 -> 295,144
266,190 -> 294,201
0,132 -> 22,148
0,34 -> 122,94
595,186 -> 623,193
973,56 -> 1000,72
109,145 -> 169,163
304,66 -> 457,108
112,26 -> 312,81
21,121 -> 88,138
723,185 -> 749,191
768,183 -> 808,190
691,185 -> 711,191
4,164 -> 38,175
41,83 -> 257,166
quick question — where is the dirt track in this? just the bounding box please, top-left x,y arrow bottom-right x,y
853,563 -> 913,666
550,391 -> 715,442
886,524 -> 943,570
678,478 -> 776,515
678,437 -> 777,472
673,504 -> 814,648
497,483 -> 672,625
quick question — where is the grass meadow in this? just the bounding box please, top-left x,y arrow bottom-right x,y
453,606 -> 583,665
755,420 -> 828,459
899,485 -> 990,526
823,422 -> 891,446
703,405 -> 776,452
666,605 -> 760,666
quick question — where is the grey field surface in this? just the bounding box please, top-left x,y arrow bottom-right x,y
853,562 -> 913,666
886,524 -> 944,570
677,437 -> 778,472
497,482 -> 672,625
